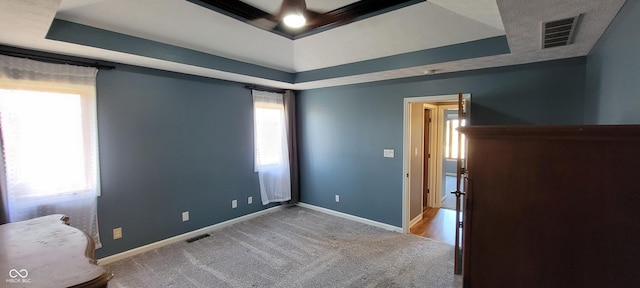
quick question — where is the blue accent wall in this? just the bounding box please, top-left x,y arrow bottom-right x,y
46,19 -> 294,83
297,58 -> 587,227
295,36 -> 510,83
46,20 -> 509,85
95,65 -> 270,258
585,0 -> 640,124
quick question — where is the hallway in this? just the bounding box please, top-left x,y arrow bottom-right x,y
410,208 -> 457,245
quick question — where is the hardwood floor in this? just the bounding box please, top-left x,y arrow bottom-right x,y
410,208 -> 458,246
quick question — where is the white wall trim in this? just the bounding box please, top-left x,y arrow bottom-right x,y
409,213 -> 423,227
296,202 -> 403,233
97,205 -> 287,265
98,203 -> 404,265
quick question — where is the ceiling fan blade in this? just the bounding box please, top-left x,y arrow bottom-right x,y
305,9 -> 355,28
305,9 -> 321,19
248,17 -> 279,30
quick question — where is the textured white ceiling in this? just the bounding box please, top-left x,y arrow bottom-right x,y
498,0 -> 620,54
0,0 -> 628,90
0,0 -> 59,41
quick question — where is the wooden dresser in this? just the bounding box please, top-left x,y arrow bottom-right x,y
458,125 -> 640,288
0,215 -> 112,288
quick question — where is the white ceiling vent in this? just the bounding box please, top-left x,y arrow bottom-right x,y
542,15 -> 581,49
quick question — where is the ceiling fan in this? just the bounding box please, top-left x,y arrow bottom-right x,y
189,0 -> 424,39
249,0 -> 345,30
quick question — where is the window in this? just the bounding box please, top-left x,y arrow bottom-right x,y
252,90 -> 291,205
254,102 -> 285,167
0,89 -> 94,198
0,54 -> 101,247
445,119 -> 466,159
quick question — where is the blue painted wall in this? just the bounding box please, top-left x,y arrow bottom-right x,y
295,36 -> 510,83
297,58 -> 587,227
47,19 -> 294,83
585,0 -> 640,124
95,65 -> 270,258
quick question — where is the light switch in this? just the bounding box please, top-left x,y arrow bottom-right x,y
384,149 -> 394,158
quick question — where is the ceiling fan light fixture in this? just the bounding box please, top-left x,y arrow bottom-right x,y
283,13 -> 306,28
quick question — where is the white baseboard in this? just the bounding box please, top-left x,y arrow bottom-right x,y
410,213 -> 423,227
98,203 -> 403,265
296,202 -> 403,233
97,205 -> 286,265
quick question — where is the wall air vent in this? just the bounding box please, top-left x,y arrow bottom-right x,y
185,234 -> 210,243
542,15 -> 581,49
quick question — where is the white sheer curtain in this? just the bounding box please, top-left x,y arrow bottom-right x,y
0,55 -> 101,247
252,90 -> 291,205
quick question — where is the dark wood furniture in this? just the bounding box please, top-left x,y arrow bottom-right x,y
0,214 -> 112,288
459,125 -> 640,288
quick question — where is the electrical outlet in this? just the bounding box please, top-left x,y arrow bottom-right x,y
113,227 -> 122,240
335,195 -> 340,202
182,211 -> 189,222
232,199 -> 238,208
248,196 -> 253,204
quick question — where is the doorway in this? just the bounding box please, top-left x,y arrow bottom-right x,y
407,102 -> 438,228
403,95 -> 469,232
403,94 -> 470,268
407,102 -> 459,245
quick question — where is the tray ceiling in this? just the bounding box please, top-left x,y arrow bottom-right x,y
0,0 -> 627,90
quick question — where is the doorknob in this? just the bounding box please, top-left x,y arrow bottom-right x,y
451,190 -> 465,197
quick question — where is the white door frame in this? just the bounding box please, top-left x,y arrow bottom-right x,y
402,94 -> 471,233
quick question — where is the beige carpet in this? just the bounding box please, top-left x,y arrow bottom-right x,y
106,206 -> 461,288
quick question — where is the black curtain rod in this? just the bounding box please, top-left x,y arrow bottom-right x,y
245,84 -> 287,94
0,50 -> 115,70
